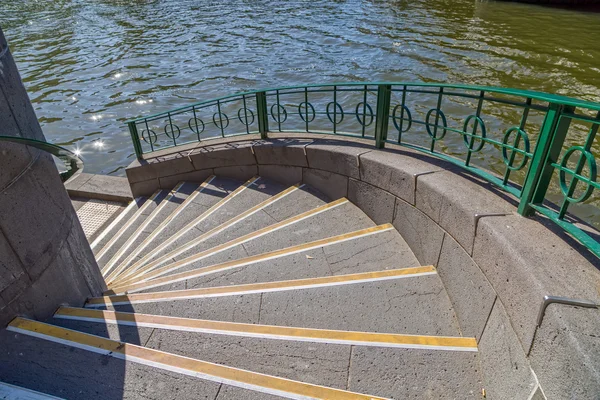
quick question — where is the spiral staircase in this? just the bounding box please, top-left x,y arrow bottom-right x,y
1,175 -> 481,399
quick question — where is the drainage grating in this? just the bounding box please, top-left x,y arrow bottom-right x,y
76,200 -> 123,239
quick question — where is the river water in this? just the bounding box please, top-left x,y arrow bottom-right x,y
1,0 -> 599,175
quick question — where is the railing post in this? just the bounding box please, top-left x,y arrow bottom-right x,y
375,84 -> 391,149
256,91 -> 269,140
128,121 -> 144,159
517,103 -> 574,216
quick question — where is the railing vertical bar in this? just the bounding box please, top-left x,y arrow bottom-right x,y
128,122 -> 143,158
333,85 -> 338,134
557,111 -> 600,219
398,85 -> 407,144
242,95 -> 250,135
518,103 -> 574,215
361,85 -> 367,138
465,90 -> 485,167
276,89 -> 282,132
192,106 -> 201,142
217,100 -> 225,138
304,87 -> 309,132
144,119 -> 154,152
430,87 -> 444,153
167,112 -> 176,146
502,98 -> 531,186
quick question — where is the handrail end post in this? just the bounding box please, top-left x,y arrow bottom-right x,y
256,91 -> 269,140
375,84 -> 391,149
128,121 -> 144,159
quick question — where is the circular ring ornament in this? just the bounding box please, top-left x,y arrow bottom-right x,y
270,104 -> 288,123
237,108 -> 255,126
462,115 -> 486,152
141,129 -> 158,144
213,112 -> 230,130
425,108 -> 447,141
164,123 -> 181,139
502,126 -> 530,171
558,146 -> 597,203
392,104 -> 412,133
326,102 -> 344,124
188,117 -> 205,135
298,102 -> 316,123
355,102 -> 374,127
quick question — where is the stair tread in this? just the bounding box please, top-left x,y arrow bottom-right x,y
90,196 -> 148,253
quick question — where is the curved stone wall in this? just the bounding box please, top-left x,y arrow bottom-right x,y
126,134 -> 600,398
0,28 -> 105,326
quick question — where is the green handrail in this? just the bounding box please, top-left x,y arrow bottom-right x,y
124,82 -> 600,260
0,136 -> 83,182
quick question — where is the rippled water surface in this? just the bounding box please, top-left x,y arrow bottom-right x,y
1,0 -> 599,175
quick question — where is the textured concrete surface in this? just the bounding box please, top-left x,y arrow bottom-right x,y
436,234 -> 496,340
529,305 -> 600,399
0,329 -> 221,400
305,139 -> 372,179
415,171 -> 514,253
348,178 -> 395,225
65,173 -> 133,202
392,196 -> 446,266
0,28 -> 104,326
348,346 -> 482,399
358,146 -> 446,204
478,300 -> 538,400
91,197 -> 147,252
302,168 -> 348,200
146,330 -> 351,389
259,276 -> 461,335
472,214 -> 600,353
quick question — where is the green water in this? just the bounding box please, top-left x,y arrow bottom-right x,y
1,0 -> 599,175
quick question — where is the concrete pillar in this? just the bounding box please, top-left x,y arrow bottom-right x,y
0,27 -> 105,327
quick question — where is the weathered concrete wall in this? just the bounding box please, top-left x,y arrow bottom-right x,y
126,134 -> 600,399
0,28 -> 105,327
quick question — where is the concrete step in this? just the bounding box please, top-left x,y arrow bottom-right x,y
109,185 -> 337,291
89,196 -> 148,254
113,177 -> 292,284
102,182 -> 201,282
5,318 -> 390,400
94,189 -> 170,270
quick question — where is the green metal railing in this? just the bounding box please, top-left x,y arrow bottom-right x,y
125,82 -> 600,258
0,136 -> 83,182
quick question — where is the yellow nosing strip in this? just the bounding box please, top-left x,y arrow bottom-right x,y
109,176 -> 216,281
89,265 -> 436,307
112,197 -> 348,288
112,176 -> 260,282
8,318 -> 388,400
112,181 -> 305,284
103,182 -> 187,280
56,307 -> 478,352
107,222 -> 389,295
96,189 -> 162,263
90,198 -> 139,251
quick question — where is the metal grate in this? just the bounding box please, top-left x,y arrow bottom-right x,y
76,200 -> 123,239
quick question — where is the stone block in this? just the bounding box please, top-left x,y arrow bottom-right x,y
305,139 -> 372,179
359,147 -> 446,204
190,144 -> 256,170
302,168 -> 348,200
253,138 -> 311,167
63,172 -> 93,191
258,164 -> 303,186
130,178 -> 160,197
348,178 -> 395,224
125,158 -> 157,183
472,214 -> 600,353
392,197 -> 445,266
436,234 -> 496,340
0,232 -> 25,293
213,165 -> 258,181
158,169 -> 213,190
529,303 -> 600,398
151,154 -> 196,178
415,170 -> 515,253
478,300 -> 538,400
